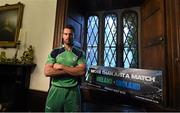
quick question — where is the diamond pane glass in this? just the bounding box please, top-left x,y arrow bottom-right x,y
86,16 -> 99,67
104,48 -> 116,67
123,12 -> 138,68
86,47 -> 98,66
104,14 -> 117,67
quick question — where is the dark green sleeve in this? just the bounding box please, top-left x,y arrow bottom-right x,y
77,52 -> 86,65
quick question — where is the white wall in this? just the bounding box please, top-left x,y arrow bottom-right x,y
0,0 -> 57,91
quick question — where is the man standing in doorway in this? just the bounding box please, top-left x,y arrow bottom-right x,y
44,25 -> 86,112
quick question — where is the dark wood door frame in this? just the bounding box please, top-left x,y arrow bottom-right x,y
53,0 -> 69,48
165,0 -> 180,109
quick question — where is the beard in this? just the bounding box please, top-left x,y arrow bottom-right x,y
63,39 -> 73,45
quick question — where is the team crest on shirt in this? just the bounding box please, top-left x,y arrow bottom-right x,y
73,56 -> 78,61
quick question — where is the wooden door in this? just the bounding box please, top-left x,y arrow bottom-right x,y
141,0 -> 180,109
141,0 -> 165,70
141,0 -> 167,106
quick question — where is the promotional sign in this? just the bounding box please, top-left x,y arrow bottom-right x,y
85,66 -> 163,104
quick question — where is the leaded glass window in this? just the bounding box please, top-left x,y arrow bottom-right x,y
86,9 -> 139,68
104,14 -> 117,67
86,16 -> 99,67
123,12 -> 138,68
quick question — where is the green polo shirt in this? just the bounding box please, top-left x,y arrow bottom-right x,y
46,46 -> 86,87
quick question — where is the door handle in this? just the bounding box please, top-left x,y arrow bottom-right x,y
146,36 -> 164,47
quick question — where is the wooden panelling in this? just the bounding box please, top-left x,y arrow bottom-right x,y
141,0 -> 161,20
27,90 -> 47,112
79,0 -> 145,12
0,64 -> 36,111
141,0 -> 165,69
141,0 -> 167,109
165,0 -> 180,109
176,1 -> 180,106
141,45 -> 165,69
141,11 -> 164,47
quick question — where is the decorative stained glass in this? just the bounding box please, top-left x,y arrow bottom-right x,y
86,16 -> 99,67
104,14 -> 117,67
123,12 -> 138,68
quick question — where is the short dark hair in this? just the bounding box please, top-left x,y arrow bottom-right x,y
64,24 -> 75,33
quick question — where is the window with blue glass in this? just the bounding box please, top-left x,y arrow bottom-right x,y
86,10 -> 138,68
86,16 -> 99,67
104,14 -> 117,67
123,11 -> 138,68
